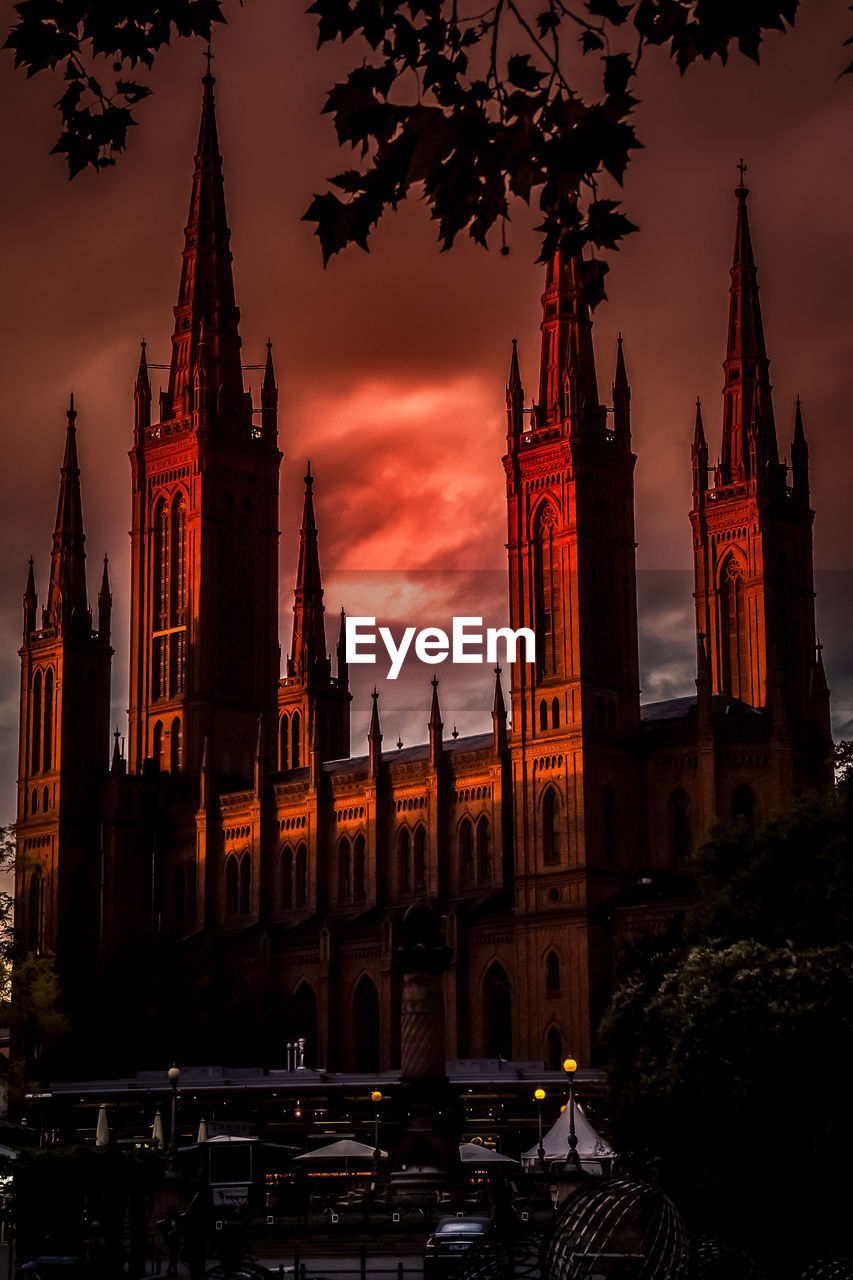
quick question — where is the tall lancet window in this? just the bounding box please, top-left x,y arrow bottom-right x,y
533,503 -> 560,678
721,556 -> 750,702
153,498 -> 169,699
169,494 -> 187,696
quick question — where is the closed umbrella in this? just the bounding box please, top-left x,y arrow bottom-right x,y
95,1104 -> 110,1146
197,1118 -> 208,1143
151,1110 -> 165,1148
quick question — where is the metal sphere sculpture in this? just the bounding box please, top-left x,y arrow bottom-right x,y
693,1236 -> 767,1279
798,1261 -> 853,1280
545,1179 -> 690,1280
456,1233 -> 547,1280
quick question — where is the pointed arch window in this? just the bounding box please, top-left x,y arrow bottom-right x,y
239,852 -> 252,915
294,842 -> 307,907
281,846 -> 293,909
398,828 -> 411,892
539,700 -> 548,731
279,715 -> 289,771
476,816 -> 490,882
353,834 -> 366,901
293,982 -> 318,1069
414,826 -> 427,891
31,670 -> 42,774
225,856 -> 239,916
170,717 -> 182,775
533,503 -> 560,678
339,837 -> 352,903
354,976 -> 381,1073
168,494 -> 188,696
542,787 -> 560,865
153,498 -> 170,699
546,950 -> 560,996
484,963 -> 512,1060
152,720 -> 164,773
459,818 -> 474,884
669,788 -> 691,863
551,697 -> 560,730
27,870 -> 44,954
732,785 -> 755,823
721,556 -> 750,703
43,669 -> 54,771
291,712 -> 301,769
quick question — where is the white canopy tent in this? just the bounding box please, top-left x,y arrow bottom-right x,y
521,1100 -> 616,1175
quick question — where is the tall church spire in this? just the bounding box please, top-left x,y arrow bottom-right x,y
165,69 -> 245,423
289,463 -> 328,681
537,253 -> 601,432
46,394 -> 88,630
721,166 -> 778,479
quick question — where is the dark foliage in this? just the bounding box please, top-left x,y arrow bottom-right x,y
7,0 -> 844,290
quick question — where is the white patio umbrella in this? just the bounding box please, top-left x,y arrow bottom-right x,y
459,1142 -> 519,1166
520,1099 -> 616,1173
197,1118 -> 208,1143
95,1104 -> 110,1146
293,1139 -> 386,1162
151,1110 -> 165,1148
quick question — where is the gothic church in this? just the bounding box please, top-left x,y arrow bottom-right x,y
14,73 -> 833,1077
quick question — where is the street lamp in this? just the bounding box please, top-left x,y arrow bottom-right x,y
167,1063 -> 181,1172
370,1090 -> 383,1161
534,1088 -> 547,1170
562,1058 -> 580,1172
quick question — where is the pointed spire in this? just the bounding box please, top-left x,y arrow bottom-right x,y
612,334 -> 631,446
506,338 -> 524,437
428,676 -> 443,765
98,554 -> 112,641
721,166 -> 778,479
368,687 -> 382,776
46,394 -> 88,631
492,666 -> 507,754
111,727 -> 123,774
336,607 -> 349,690
164,68 -> 245,427
537,253 -> 601,433
289,463 -> 328,682
23,557 -> 37,638
791,396 -> 809,500
692,398 -> 708,498
261,340 -> 278,439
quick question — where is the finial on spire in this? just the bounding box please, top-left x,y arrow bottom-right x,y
68,391 -> 76,419
736,157 -> 748,197
204,42 -> 214,83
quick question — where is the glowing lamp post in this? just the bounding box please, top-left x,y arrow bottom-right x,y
562,1058 -> 580,1172
370,1090 -> 383,1160
534,1088 -> 547,1170
167,1063 -> 181,1172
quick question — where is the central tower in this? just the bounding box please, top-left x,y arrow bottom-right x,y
504,255 -> 643,1060
127,72 -> 281,781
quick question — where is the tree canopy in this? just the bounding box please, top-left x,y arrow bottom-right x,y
8,1 -> 849,295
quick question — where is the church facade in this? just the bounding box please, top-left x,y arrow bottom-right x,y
14,75 -> 833,1079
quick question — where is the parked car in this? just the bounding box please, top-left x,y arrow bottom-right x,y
424,1215 -> 495,1276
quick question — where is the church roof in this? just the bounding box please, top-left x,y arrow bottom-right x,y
640,693 -> 766,723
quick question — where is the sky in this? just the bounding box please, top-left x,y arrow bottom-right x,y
0,0 -> 851,821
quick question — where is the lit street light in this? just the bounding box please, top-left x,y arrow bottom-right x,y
167,1063 -> 181,1173
562,1058 -> 580,1172
534,1088 -> 546,1170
